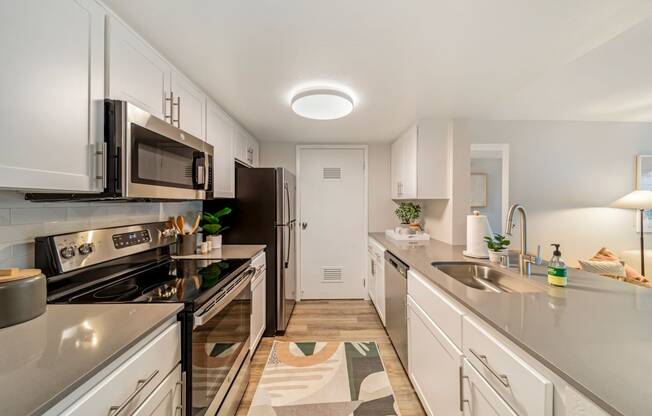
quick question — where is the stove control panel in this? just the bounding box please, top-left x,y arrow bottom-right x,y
60,245 -> 76,259
112,230 -> 151,249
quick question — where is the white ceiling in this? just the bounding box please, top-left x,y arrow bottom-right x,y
103,0 -> 652,142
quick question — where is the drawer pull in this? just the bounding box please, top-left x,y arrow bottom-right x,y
108,369 -> 159,415
469,348 -> 510,388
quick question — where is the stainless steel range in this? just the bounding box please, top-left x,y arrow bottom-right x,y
36,222 -> 252,416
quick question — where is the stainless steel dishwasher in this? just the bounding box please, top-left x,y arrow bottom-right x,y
384,251 -> 409,370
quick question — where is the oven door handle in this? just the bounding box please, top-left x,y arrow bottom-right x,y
193,267 -> 254,328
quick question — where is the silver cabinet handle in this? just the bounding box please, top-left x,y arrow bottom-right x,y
108,369 -> 159,415
95,142 -> 107,189
459,366 -> 470,411
165,91 -> 174,123
171,95 -> 181,127
175,371 -> 186,416
468,348 -> 510,387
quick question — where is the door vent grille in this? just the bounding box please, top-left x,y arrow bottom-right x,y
322,267 -> 343,282
322,167 -> 342,180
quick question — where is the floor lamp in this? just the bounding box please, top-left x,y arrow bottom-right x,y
610,190 -> 652,276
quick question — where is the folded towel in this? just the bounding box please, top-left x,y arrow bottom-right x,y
590,247 -> 650,285
578,259 -> 625,277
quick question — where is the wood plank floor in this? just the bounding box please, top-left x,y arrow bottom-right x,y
236,299 -> 426,415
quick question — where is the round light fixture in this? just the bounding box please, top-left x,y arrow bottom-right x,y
290,88 -> 354,120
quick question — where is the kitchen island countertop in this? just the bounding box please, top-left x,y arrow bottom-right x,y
0,303 -> 183,416
370,232 -> 652,416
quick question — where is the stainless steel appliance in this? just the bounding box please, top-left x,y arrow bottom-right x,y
37,222 -> 252,416
26,100 -> 214,201
385,251 -> 409,370
205,167 -> 296,334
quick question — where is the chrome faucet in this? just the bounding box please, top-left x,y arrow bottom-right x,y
504,204 -> 541,275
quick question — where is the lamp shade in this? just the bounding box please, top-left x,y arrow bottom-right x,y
610,190 -> 652,209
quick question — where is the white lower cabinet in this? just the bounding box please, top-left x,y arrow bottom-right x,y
368,238 -> 386,325
407,296 -> 463,416
60,322 -> 181,416
251,251 -> 266,352
133,365 -> 183,416
463,360 -> 517,416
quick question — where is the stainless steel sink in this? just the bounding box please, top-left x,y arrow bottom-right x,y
432,262 -> 544,293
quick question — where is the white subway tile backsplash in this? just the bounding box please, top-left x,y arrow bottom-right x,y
0,191 -> 200,268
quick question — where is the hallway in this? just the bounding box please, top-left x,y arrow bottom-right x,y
236,300 -> 426,415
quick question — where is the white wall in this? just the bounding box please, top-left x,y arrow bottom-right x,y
259,141 -> 396,232
454,119 -> 652,267
0,191 -> 200,268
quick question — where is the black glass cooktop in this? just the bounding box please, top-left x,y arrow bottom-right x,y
65,258 -> 250,309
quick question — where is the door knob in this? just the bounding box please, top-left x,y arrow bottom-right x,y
301,222 -> 308,230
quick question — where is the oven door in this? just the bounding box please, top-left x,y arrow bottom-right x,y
191,269 -> 253,416
120,101 -> 213,200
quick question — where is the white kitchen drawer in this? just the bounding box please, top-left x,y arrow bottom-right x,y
132,364 -> 183,416
407,269 -> 465,348
463,317 -> 553,416
61,322 -> 181,416
463,359 -> 517,416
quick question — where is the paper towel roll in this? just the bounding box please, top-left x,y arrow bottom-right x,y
463,211 -> 493,259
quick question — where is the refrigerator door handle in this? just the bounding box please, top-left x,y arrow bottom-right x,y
284,182 -> 291,225
284,221 -> 293,268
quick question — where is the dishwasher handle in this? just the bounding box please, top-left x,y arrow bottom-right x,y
384,251 -> 409,278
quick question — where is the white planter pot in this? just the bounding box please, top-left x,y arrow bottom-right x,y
488,250 -> 506,263
207,235 -> 222,249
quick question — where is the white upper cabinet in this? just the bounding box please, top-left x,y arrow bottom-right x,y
391,120 -> 450,200
206,99 -> 235,198
0,0 -> 105,192
235,127 -> 259,167
170,70 -> 206,139
106,16 -> 170,120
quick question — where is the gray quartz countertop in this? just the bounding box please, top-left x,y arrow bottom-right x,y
172,244 -> 266,260
370,233 -> 652,416
0,303 -> 183,416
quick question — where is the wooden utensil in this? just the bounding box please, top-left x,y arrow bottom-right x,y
176,216 -> 185,235
190,214 -> 201,235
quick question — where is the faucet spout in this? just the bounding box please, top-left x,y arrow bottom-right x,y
505,204 -> 539,275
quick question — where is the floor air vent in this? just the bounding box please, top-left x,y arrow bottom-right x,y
322,267 -> 343,282
322,167 -> 342,180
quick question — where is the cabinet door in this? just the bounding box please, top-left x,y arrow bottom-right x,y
375,261 -> 386,325
463,360 -> 517,416
206,100 -> 235,198
132,365 -> 183,416
408,296 -> 463,416
367,251 -> 376,303
171,71 -> 206,139
250,137 -> 260,167
251,270 -> 266,352
107,16 -> 170,120
0,0 -> 105,192
390,139 -> 401,198
400,126 -> 418,199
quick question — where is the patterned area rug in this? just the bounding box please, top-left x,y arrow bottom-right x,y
247,341 -> 399,415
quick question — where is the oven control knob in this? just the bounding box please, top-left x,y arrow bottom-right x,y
78,243 -> 95,256
60,246 -> 76,259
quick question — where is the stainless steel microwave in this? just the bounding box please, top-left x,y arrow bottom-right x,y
27,100 -> 213,201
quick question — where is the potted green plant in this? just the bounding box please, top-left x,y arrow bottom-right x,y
201,207 -> 231,249
484,234 -> 510,263
394,202 -> 422,234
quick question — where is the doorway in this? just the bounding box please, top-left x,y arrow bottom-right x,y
296,146 -> 368,299
470,144 -> 509,234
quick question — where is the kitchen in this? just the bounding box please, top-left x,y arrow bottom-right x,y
1,1 -> 652,416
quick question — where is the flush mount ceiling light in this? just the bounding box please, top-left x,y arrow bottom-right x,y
290,88 -> 354,120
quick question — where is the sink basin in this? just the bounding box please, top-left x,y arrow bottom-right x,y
432,262 -> 544,293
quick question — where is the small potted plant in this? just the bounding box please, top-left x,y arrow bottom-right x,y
201,207 -> 231,249
395,202 -> 422,234
484,234 -> 510,263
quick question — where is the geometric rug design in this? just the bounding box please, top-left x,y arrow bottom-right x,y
247,341 -> 399,415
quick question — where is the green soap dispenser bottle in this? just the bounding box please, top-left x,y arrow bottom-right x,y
547,244 -> 568,287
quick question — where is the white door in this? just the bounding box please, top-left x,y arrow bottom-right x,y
0,0 -> 105,192
206,99 -> 235,198
463,360 -> 517,416
299,147 -> 366,299
408,296 -> 463,416
170,71 -> 206,139
107,16 -> 170,120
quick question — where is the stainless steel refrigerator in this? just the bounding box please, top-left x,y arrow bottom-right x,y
210,167 -> 296,335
